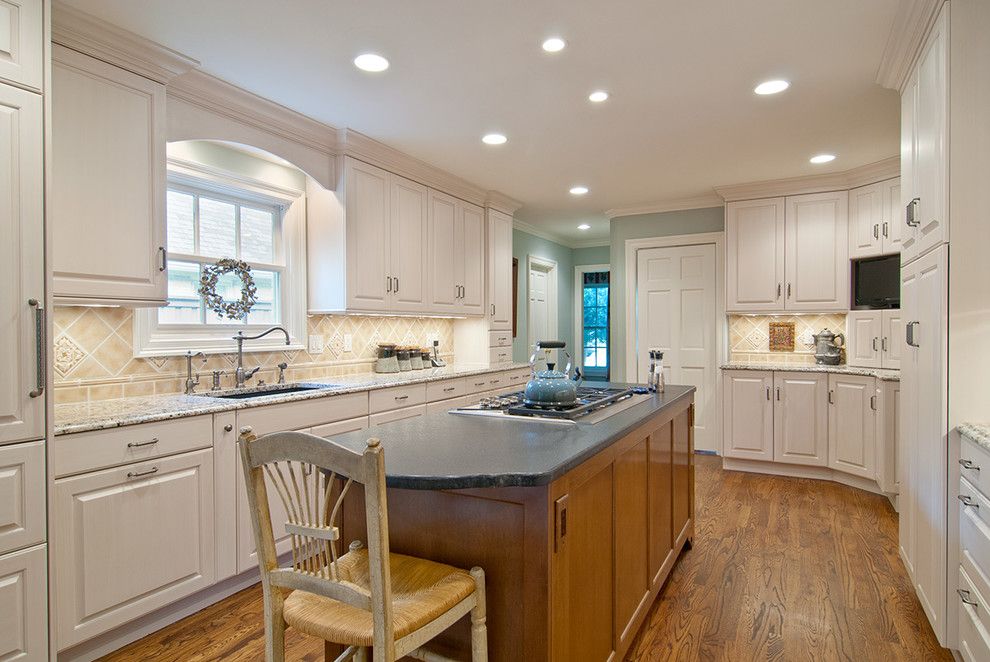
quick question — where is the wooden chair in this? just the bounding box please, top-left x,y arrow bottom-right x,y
238,427 -> 488,662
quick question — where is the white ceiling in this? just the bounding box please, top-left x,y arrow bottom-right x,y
62,0 -> 902,244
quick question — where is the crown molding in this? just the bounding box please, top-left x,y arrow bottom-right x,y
339,129 -> 488,206
167,69 -> 337,155
605,194 -> 724,219
875,0 -> 943,91
484,191 -> 523,215
571,238 -> 611,249
714,156 -> 900,202
512,219 -> 610,249
52,2 -> 199,83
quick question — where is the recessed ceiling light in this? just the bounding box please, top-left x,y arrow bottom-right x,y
754,79 -> 789,95
354,53 -> 389,72
578,224 -> 591,230
542,37 -> 566,53
569,186 -> 589,195
588,91 -> 609,103
482,133 -> 507,145
810,153 -> 836,164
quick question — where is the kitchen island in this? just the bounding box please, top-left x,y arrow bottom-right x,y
323,384 -> 696,662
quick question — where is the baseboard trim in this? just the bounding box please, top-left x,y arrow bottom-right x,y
722,457 -> 898,500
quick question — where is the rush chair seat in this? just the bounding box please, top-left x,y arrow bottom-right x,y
238,427 -> 488,662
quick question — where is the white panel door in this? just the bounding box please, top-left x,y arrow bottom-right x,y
0,543 -> 47,661
54,449 -> 216,648
637,244 -> 717,451
848,182 -> 883,259
0,83 -> 43,445
882,309 -> 903,370
722,371 -> 773,461
487,209 -> 513,330
51,46 -> 167,304
846,310 -> 882,369
0,0 -> 42,90
881,178 -> 902,253
725,198 -> 785,311
428,189 -> 459,313
528,268 -> 549,346
773,372 -> 828,466
827,374 -> 876,479
784,191 -> 849,311
459,202 -> 486,314
388,174 -> 429,313
344,158 -> 390,312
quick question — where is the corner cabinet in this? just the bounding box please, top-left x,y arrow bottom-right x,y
51,45 -> 167,306
827,374 -> 876,480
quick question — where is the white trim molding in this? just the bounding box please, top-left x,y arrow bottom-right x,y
605,194 -> 725,219
573,264 -> 610,376
875,0 -> 945,91
512,219 -> 610,249
714,156 -> 900,202
484,191 -> 523,216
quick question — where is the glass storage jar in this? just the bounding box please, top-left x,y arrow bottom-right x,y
376,344 -> 399,373
397,347 -> 412,372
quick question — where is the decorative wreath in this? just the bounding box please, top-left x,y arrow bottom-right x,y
199,258 -> 257,320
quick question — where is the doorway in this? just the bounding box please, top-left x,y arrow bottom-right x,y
527,255 -> 558,355
574,264 -> 610,381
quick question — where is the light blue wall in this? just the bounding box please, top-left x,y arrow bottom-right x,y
573,245 -> 610,266
512,229 -> 579,363
609,207 -> 725,379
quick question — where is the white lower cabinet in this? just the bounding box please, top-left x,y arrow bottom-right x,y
772,372 -> 828,466
876,380 -> 900,495
0,543 -> 47,661
723,370 -> 774,461
827,374 -> 877,480
0,441 -> 45,555
54,449 -> 216,649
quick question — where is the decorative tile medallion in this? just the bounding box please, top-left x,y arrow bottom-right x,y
768,322 -> 796,352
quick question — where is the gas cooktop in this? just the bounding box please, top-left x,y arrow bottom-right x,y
451,386 -> 643,423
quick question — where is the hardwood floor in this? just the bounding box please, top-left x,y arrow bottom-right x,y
100,455 -> 949,662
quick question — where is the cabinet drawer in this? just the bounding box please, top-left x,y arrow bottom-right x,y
0,440 -> 45,555
369,404 -> 426,427
490,347 -> 513,365
959,478 -> 990,592
960,436 -> 990,501
489,330 -> 512,348
0,543 -> 47,661
310,416 -> 369,438
507,368 -> 530,387
427,378 -> 466,402
426,394 -> 480,415
370,384 -> 426,414
958,564 -> 990,662
466,375 -> 493,394
484,371 -> 511,391
237,392 -> 368,435
54,415 -> 213,478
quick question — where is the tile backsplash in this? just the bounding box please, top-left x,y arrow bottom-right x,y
53,306 -> 455,403
729,314 -> 847,365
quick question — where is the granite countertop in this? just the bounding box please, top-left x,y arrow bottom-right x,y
720,362 -> 900,382
960,423 -> 990,453
320,384 -> 696,490
54,363 -> 530,436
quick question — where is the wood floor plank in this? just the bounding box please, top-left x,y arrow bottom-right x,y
100,455 -> 949,661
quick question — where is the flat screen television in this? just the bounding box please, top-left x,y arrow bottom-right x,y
852,255 -> 900,309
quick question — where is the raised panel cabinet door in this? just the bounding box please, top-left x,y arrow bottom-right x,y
0,543 -> 47,661
725,198 -> 785,311
54,449 -> 216,648
784,191 -> 849,312
881,177 -> 902,253
487,209 -> 513,330
647,422 -> 673,584
722,370 -> 773,461
613,438 -> 649,649
0,0 -> 42,90
898,259 -> 919,581
672,408 -> 692,545
0,440 -> 44,555
848,182 -> 883,259
343,157 -> 390,312
827,374 -> 876,480
846,310 -> 882,369
51,46 -> 167,305
387,174 -> 429,313
772,372 -> 828,467
0,83 -> 43,445
876,380 -> 900,495
914,5 -> 948,259
900,70 -> 920,262
459,201 -> 486,314
882,309 -> 903,370
428,189 -> 459,313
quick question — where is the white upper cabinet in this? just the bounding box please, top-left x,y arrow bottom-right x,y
784,191 -> 849,312
343,158 -> 390,311
881,178 -> 902,253
0,0 -> 42,91
0,83 -> 44,445
828,373 -> 877,480
773,372 -> 828,467
487,209 -> 513,331
725,198 -> 785,312
849,178 -> 902,259
51,45 -> 168,305
428,189 -> 485,315
459,202 -> 486,314
387,174 -> 429,313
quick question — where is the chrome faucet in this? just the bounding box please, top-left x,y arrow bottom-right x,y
232,326 -> 290,388
184,351 -> 207,394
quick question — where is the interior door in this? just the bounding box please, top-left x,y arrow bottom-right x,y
784,191 -> 849,311
773,372 -> 828,466
528,267 -> 549,346
636,244 -> 717,452
388,175 -> 429,313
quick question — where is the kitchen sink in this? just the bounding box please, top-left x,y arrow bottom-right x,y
195,384 -> 328,400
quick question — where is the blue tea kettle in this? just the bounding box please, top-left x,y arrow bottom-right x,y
524,341 -> 583,407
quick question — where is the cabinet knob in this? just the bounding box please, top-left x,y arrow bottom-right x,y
224,424 -> 233,432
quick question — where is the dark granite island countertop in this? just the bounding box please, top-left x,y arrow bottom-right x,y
318,384 -> 695,489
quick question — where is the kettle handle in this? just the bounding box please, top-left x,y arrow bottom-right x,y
834,333 -> 845,347
529,341 -> 572,378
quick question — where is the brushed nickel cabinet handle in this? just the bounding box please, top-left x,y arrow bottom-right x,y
158,246 -> 167,271
958,588 -> 979,607
127,467 -> 159,479
870,395 -> 877,411
873,337 -> 879,351
491,303 -> 496,316
776,283 -> 781,299
787,283 -> 791,298
775,387 -> 780,401
394,277 -> 399,293
127,438 -> 159,448
882,337 -> 888,352
906,197 -> 920,227
873,224 -> 879,240
906,321 -> 920,348
960,459 -> 981,471
766,386 -> 771,401
443,386 -> 456,392
394,395 -> 409,401
959,494 -> 979,509
883,222 -> 889,238
386,276 -> 392,293
828,390 -> 835,405
28,299 -> 45,398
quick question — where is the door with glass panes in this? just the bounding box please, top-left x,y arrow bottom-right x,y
579,270 -> 609,381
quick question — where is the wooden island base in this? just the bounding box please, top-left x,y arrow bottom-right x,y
337,395 -> 695,661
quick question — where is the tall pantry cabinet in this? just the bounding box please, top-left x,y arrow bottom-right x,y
0,1 -> 49,659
